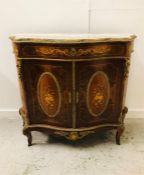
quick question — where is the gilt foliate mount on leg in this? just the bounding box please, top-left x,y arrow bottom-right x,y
116,107 -> 128,145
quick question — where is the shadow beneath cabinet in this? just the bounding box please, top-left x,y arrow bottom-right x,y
32,130 -> 116,148
49,131 -> 114,148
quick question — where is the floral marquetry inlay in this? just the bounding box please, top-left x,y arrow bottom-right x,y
87,71 -> 110,117
35,45 -> 111,57
93,92 -> 104,106
44,93 -> 55,108
37,72 -> 61,118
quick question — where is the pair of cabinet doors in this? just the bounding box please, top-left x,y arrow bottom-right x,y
21,58 -> 125,128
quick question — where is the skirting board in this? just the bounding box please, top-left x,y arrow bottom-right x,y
0,109 -> 144,119
0,109 -> 19,119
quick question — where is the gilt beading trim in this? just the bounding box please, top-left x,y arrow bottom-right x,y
16,59 -> 22,80
17,56 -> 130,62
124,57 -> 130,79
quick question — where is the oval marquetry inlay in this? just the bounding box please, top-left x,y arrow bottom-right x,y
37,72 -> 61,117
87,71 -> 110,117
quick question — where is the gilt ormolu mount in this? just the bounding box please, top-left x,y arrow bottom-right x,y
10,34 -> 136,146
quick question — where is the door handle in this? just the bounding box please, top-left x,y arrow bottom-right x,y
69,92 -> 79,103
68,92 -> 72,103
76,92 -> 79,103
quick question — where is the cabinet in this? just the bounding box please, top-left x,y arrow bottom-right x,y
10,34 -> 136,146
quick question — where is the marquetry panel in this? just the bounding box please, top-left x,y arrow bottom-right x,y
37,72 -> 61,118
87,71 -> 110,117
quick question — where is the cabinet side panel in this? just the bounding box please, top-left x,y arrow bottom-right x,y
12,43 -> 30,124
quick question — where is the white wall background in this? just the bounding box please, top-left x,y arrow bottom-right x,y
0,0 -> 144,117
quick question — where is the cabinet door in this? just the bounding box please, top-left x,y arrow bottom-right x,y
75,59 -> 125,127
21,59 -> 72,128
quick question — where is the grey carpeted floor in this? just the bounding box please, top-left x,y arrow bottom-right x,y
0,116 -> 144,175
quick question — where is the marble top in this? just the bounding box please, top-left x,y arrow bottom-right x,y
10,34 -> 136,43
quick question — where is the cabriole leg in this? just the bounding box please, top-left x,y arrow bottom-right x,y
116,126 -> 125,145
116,107 -> 128,145
23,129 -> 32,146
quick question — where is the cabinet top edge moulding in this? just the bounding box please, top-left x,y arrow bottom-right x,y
10,34 -> 136,43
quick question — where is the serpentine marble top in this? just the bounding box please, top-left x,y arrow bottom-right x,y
10,34 -> 136,43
